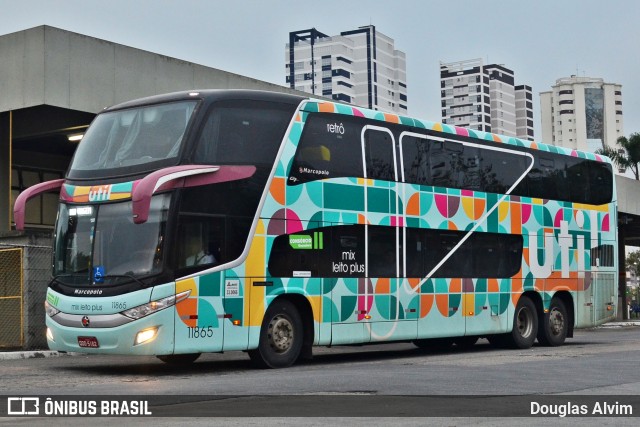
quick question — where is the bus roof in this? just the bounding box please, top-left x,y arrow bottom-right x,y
102,89 -> 611,165
103,89 -> 307,112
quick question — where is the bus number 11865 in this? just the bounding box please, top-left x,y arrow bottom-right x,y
187,326 -> 214,338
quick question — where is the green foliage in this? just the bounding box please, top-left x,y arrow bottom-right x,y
627,250 -> 640,277
596,133 -> 640,180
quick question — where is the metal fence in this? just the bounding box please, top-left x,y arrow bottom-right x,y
0,239 -> 52,350
0,247 -> 23,348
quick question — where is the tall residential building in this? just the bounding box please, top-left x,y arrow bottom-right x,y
286,25 -> 408,114
439,58 -> 534,140
540,76 -> 623,153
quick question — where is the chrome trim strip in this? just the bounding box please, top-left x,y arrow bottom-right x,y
50,312 -> 133,328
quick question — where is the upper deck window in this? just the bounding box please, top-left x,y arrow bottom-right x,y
193,100 -> 295,166
68,101 -> 197,179
289,114 -> 364,184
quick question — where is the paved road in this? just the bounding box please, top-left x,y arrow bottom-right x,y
1,325 -> 640,426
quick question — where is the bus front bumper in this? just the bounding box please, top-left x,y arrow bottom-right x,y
45,307 -> 175,356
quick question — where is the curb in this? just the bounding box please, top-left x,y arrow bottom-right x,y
0,351 -> 73,360
598,321 -> 640,328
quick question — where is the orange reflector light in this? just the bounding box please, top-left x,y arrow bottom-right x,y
468,312 -> 474,315
232,320 -> 241,326
364,315 -> 371,319
607,306 -> 612,311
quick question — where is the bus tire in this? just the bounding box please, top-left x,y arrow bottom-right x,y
537,297 -> 568,347
248,299 -> 303,369
157,353 -> 201,365
506,295 -> 538,349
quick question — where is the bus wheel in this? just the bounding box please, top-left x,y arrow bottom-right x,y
537,297 -> 568,347
506,296 -> 538,349
157,353 -> 201,365
248,299 -> 303,368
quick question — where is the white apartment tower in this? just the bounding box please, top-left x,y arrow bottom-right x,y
440,58 -> 534,140
540,76 -> 623,152
286,26 -> 408,114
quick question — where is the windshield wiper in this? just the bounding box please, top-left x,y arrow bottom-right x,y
99,274 -> 146,288
50,272 -> 89,286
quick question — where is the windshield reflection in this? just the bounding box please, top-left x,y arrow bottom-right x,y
69,101 -> 196,175
54,195 -> 170,286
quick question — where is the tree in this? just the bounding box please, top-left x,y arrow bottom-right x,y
627,250 -> 640,279
627,250 -> 640,310
596,133 -> 640,180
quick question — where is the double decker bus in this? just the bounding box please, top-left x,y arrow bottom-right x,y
15,90 -> 617,368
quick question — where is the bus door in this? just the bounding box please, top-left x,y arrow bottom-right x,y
329,225 -> 368,345
360,126 -> 417,342
173,219 -> 226,354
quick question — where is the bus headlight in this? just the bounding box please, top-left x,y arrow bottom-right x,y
45,301 -> 60,317
121,290 -> 191,320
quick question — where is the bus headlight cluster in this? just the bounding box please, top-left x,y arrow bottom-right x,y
121,290 -> 190,320
45,301 -> 60,317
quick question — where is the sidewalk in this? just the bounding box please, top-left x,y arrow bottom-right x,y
599,318 -> 640,328
0,350 -> 72,360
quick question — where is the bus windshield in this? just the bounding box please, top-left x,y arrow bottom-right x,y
53,194 -> 170,286
68,101 -> 197,179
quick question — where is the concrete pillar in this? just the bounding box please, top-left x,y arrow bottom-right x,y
619,226 -> 627,320
0,111 -> 11,233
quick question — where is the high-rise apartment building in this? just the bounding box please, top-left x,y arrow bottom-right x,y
540,76 -> 623,152
439,58 -> 534,140
286,26 -> 407,114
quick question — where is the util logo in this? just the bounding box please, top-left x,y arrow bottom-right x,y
88,185 -> 112,202
528,218 -> 600,279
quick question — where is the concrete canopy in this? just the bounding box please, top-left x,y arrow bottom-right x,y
0,25 -> 303,232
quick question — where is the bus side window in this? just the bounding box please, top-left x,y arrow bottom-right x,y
175,215 -> 221,271
401,135 -> 431,186
405,228 -> 424,278
289,114 -> 364,184
429,140 -> 453,188
566,157 -> 590,203
194,101 -> 294,166
588,162 -> 613,205
363,129 -> 395,181
367,225 -> 397,277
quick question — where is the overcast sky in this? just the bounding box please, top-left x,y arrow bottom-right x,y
1,0 -> 639,141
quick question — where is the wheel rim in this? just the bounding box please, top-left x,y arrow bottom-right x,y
548,307 -> 565,336
516,306 -> 534,338
267,314 -> 294,354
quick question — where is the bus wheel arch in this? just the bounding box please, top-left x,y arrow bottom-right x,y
248,294 -> 313,368
537,291 -> 573,346
280,293 -> 315,361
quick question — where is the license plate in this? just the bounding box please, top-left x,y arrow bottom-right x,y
78,336 -> 99,348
